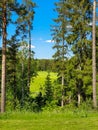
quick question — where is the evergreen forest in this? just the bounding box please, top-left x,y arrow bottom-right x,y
0,0 -> 98,114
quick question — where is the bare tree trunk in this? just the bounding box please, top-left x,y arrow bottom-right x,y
77,91 -> 81,106
61,28 -> 65,107
61,73 -> 64,107
1,0 -> 7,113
21,61 -> 24,107
13,59 -> 16,110
28,21 -> 31,93
92,0 -> 97,108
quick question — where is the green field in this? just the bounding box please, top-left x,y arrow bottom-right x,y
0,110 -> 98,130
30,71 -> 57,96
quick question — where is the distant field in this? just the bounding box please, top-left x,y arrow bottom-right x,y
30,71 -> 57,96
0,110 -> 98,130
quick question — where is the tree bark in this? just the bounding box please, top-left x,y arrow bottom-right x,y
78,91 -> 81,106
28,21 -> 31,92
61,26 -> 65,107
1,0 -> 7,113
92,0 -> 97,108
61,73 -> 64,107
13,56 -> 16,110
21,60 -> 24,107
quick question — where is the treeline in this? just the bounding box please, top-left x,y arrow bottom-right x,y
35,59 -> 56,72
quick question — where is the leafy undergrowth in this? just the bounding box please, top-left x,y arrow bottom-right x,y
0,109 -> 98,130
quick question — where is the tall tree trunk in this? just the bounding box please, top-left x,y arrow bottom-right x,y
1,0 -> 7,113
61,73 -> 64,107
21,61 -> 24,107
28,21 -> 31,93
92,0 -> 97,108
21,40 -> 24,107
77,65 -> 82,106
77,84 -> 81,106
13,58 -> 16,110
61,30 -> 65,107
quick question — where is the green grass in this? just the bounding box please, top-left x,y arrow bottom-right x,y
30,71 -> 57,96
0,110 -> 98,130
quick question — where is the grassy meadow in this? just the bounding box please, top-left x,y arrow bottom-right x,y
0,110 -> 98,130
30,71 -> 57,96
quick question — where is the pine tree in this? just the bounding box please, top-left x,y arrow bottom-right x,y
1,0 -> 7,113
52,0 -> 68,107
66,0 -> 92,106
21,0 -> 36,91
92,0 -> 97,108
52,0 -> 92,106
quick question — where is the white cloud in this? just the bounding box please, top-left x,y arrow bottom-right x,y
88,22 -> 92,26
31,45 -> 35,48
27,44 -> 36,49
45,40 -> 54,43
21,44 -> 35,49
26,44 -> 35,49
66,25 -> 72,29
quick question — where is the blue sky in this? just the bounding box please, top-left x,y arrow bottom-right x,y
0,0 -> 59,59
30,0 -> 59,59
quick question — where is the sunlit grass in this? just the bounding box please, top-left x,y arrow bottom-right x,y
0,110 -> 98,130
30,71 -> 57,96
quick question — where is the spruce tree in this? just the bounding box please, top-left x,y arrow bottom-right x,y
52,0 -> 68,107
44,72 -> 53,104
66,0 -> 92,106
7,35 -> 19,110
52,0 -> 92,106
